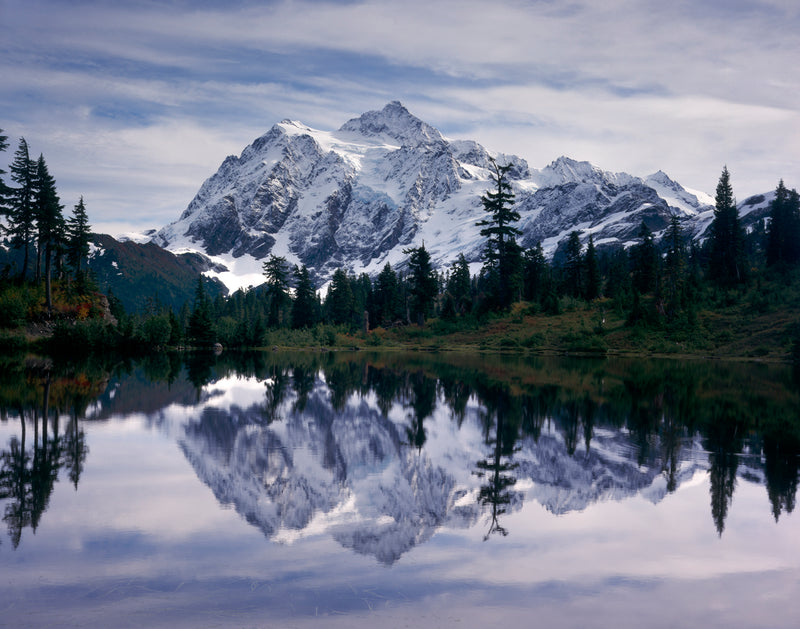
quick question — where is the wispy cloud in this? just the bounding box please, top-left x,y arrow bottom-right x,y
1,0 -> 798,234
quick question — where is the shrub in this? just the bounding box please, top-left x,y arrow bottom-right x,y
523,333 -> 544,348
141,314 -> 172,348
0,289 -> 29,327
49,319 -> 115,354
0,331 -> 27,352
561,329 -> 607,354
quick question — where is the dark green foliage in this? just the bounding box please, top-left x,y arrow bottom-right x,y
562,231 -> 583,298
523,242 -> 552,307
631,221 -> 658,295
263,254 -> 290,328
476,157 -> 522,309
0,128 -> 10,213
49,319 -> 116,354
404,243 -> 438,324
187,277 -> 216,346
351,272 -> 372,330
766,180 -> 800,269
7,138 -> 36,281
141,314 -> 171,348
291,264 -> 318,329
372,262 -> 403,327
107,289 -> 125,321
584,234 -> 600,301
66,196 -> 91,278
603,247 -> 631,302
708,166 -> 746,287
168,309 -> 183,346
325,268 -> 355,326
440,292 -> 458,321
446,253 -> 473,314
32,154 -> 64,313
663,214 -> 687,319
0,284 -> 37,328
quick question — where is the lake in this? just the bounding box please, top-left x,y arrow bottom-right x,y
1,350 -> 799,628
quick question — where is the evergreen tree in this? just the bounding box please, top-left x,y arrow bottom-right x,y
66,196 -> 92,281
168,309 -> 183,346
352,272 -> 372,330
584,234 -> 600,301
663,214 -> 687,317
790,189 -> 800,266
632,221 -> 658,295
372,262 -> 402,327
404,243 -> 438,324
32,155 -> 63,313
0,129 -> 10,214
476,157 -> 521,309
603,247 -> 632,303
291,264 -> 317,329
523,242 -> 549,304
563,231 -> 583,298
7,138 -> 36,281
708,166 -> 745,287
766,180 -> 800,268
325,268 -> 354,326
262,254 -> 290,327
187,277 -> 216,346
446,253 -> 472,314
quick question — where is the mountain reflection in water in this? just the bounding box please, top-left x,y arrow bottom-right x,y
2,351 -> 798,561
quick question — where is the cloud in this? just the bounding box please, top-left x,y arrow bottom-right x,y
1,0 -> 798,234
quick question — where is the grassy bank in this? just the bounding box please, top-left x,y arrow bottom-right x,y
308,294 -> 799,362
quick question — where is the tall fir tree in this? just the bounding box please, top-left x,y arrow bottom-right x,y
325,268 -> 355,326
262,254 -> 290,327
291,264 -> 317,329
708,166 -> 745,287
8,138 -> 36,281
66,196 -> 92,281
563,231 -> 583,298
32,155 -> 63,313
584,234 -> 600,301
790,189 -> 800,266
476,157 -> 522,309
523,242 -> 549,304
766,180 -> 800,268
187,277 -> 216,346
404,243 -> 438,324
446,253 -> 472,314
372,262 -> 402,327
351,272 -> 372,330
663,214 -> 687,318
632,221 -> 658,295
0,129 -> 10,214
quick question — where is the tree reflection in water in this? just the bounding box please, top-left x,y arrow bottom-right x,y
0,361 -> 95,548
1,350 -> 799,552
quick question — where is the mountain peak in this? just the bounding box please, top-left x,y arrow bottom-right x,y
339,101 -> 444,147
154,105 -> 737,293
646,170 -> 676,186
539,156 -> 605,186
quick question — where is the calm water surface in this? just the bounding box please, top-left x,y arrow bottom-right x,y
1,351 -> 799,628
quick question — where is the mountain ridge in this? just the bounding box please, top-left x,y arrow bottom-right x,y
152,102 -> 770,293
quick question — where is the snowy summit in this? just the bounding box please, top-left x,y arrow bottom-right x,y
154,102 -> 718,292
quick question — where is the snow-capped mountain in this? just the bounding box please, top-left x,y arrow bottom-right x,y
153,101 -> 736,290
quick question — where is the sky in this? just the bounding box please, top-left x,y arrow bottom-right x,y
1,0 -> 799,237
